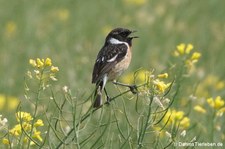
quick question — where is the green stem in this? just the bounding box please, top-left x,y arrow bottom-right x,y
27,69 -> 44,149
55,83 -> 147,148
210,110 -> 216,142
137,93 -> 153,148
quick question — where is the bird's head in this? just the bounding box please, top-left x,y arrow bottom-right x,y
105,28 -> 138,46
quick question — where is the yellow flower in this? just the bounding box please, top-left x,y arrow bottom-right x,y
45,58 -> 52,66
158,73 -> 168,79
22,122 -> 32,131
163,110 -> 173,125
23,137 -> 35,145
177,43 -> 185,55
36,58 -> 44,68
180,117 -> 190,128
163,109 -> 190,129
185,44 -> 194,54
2,138 -> 10,145
207,96 -> 224,110
191,52 -> 201,63
30,58 -> 54,69
174,43 -> 196,57
34,119 -> 44,127
121,70 -> 150,85
23,137 -> 28,143
174,110 -> 184,120
194,105 -> 206,114
51,66 -> 59,73
185,51 -> 201,69
207,98 -> 214,107
7,111 -> 45,145
16,111 -> 33,122
135,70 -> 151,84
33,130 -> 43,142
9,124 -> 22,136
214,96 -> 224,109
153,79 -> 170,93
29,59 -> 37,67
121,73 -> 134,84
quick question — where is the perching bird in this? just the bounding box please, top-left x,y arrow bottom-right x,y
92,27 -> 138,108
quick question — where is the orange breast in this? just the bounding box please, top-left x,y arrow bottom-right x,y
108,47 -> 132,81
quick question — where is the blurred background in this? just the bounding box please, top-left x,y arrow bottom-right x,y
0,0 -> 224,116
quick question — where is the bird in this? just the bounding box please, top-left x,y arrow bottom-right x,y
91,27 -> 138,108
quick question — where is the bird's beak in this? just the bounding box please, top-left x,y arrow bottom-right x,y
129,30 -> 139,39
131,36 -> 139,39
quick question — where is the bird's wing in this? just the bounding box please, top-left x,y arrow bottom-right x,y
92,44 -> 128,83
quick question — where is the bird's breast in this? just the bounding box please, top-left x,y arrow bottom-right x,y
108,47 -> 132,81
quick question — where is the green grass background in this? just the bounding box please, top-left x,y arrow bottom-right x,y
1,0 -> 224,95
0,0 -> 225,148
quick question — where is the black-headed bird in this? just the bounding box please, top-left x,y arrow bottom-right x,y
92,28 -> 138,108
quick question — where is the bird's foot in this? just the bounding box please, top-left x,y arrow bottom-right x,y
129,85 -> 138,94
105,95 -> 111,105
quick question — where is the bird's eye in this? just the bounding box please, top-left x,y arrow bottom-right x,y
122,32 -> 130,37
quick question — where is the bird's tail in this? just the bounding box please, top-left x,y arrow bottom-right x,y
93,84 -> 103,108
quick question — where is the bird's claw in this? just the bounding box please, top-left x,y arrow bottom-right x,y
129,85 -> 138,94
106,96 -> 111,105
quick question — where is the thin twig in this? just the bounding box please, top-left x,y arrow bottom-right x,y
55,83 -> 147,148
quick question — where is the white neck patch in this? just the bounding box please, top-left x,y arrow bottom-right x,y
109,38 -> 128,47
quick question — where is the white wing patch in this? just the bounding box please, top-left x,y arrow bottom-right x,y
107,54 -> 118,62
96,57 -> 105,62
109,38 -> 129,47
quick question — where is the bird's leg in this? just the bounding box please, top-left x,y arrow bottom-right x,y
104,88 -> 111,104
113,80 -> 138,94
